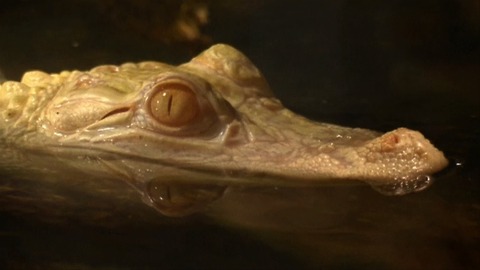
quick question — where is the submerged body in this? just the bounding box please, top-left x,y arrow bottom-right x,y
0,44 -> 448,216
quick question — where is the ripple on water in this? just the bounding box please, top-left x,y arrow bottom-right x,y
369,175 -> 434,196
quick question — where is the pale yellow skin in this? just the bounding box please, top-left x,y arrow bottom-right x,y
0,44 -> 448,216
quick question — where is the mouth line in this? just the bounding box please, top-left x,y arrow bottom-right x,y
40,141 -> 349,187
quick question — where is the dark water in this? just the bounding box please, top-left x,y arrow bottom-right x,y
1,1 -> 479,269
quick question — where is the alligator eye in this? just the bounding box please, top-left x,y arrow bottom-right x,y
150,84 -> 200,127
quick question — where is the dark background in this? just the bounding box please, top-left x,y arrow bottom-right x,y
1,1 -> 479,269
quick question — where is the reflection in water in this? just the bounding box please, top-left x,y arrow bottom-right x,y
146,180 -> 227,217
0,159 -> 479,269
208,178 -> 480,270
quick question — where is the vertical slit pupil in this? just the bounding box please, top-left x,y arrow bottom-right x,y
167,93 -> 173,116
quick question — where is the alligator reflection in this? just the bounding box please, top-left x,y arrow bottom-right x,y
1,169 -> 476,269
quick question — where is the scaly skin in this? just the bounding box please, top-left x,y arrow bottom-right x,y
0,44 -> 448,216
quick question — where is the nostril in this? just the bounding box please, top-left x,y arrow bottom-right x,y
380,133 -> 400,151
100,107 -> 131,120
389,134 -> 400,144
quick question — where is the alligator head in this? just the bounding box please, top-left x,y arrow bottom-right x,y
0,44 -> 448,216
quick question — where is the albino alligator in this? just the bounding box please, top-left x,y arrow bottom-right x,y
0,44 -> 448,216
